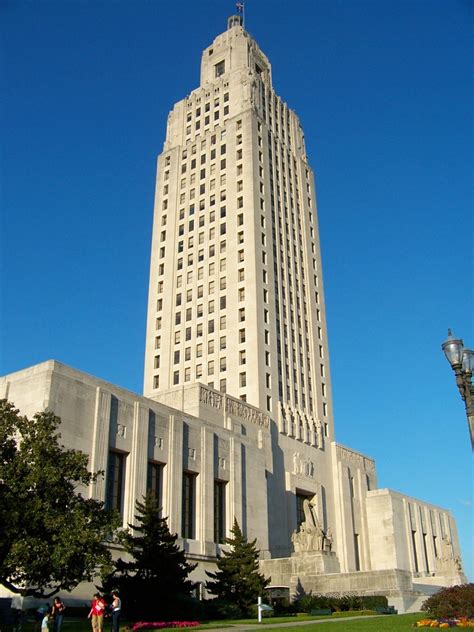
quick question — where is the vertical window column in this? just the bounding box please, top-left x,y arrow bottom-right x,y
105,451 -> 127,517
182,472 -> 197,539
214,480 -> 227,543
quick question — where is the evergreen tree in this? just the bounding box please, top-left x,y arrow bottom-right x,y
206,518 -> 269,616
102,494 -> 196,619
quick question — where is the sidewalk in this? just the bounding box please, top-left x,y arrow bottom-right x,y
210,615 -> 387,631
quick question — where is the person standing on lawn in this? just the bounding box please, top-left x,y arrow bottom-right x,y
51,597 -> 66,632
110,591 -> 121,632
88,593 -> 106,632
41,608 -> 51,632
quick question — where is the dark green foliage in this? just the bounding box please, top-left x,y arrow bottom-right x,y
358,595 -> 388,610
205,518 -> 270,617
421,583 -> 474,618
0,400 -> 118,598
296,593 -> 388,614
199,598 -> 245,620
102,494 -> 197,619
297,593 -> 332,613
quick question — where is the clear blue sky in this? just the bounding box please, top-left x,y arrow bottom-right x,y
1,1 -> 472,580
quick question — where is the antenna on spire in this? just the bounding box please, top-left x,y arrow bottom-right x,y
236,1 -> 245,28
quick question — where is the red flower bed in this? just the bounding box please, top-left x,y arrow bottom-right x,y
132,622 -> 200,631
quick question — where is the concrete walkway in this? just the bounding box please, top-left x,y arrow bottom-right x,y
210,615 -> 388,631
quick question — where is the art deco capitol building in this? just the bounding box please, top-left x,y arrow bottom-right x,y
0,15 -> 466,611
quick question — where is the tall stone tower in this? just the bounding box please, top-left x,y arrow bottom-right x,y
144,16 -> 334,449
0,16 -> 466,608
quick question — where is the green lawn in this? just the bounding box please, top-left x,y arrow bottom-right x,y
249,613 -> 423,630
5,613 -> 424,632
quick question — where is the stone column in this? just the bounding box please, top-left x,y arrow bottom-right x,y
229,436 -> 243,529
89,388 -> 111,501
126,402 -> 149,526
166,415 -> 183,535
199,426 -> 214,553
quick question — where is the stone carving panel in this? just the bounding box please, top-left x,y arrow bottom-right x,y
199,385 -> 270,428
336,445 -> 375,473
292,451 -> 315,479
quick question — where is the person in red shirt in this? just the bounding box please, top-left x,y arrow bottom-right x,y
87,594 -> 106,632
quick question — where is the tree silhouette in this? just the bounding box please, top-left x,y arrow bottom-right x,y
102,494 -> 196,619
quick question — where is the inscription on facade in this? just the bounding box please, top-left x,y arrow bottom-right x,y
336,445 -> 375,472
199,385 -> 270,428
154,436 -> 163,449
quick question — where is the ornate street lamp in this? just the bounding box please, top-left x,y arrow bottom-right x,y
442,329 -> 474,448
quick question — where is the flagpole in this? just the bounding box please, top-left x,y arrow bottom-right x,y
236,1 -> 245,28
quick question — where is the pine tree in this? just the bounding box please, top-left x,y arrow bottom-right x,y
205,518 -> 269,616
102,494 -> 196,619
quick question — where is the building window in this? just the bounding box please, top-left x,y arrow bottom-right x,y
105,451 -> 126,517
411,530 -> 419,572
182,472 -> 197,539
215,60 -> 225,77
239,372 -> 246,387
214,480 -> 226,543
354,534 -> 361,571
147,462 -> 164,510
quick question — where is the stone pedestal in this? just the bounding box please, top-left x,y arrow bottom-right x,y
260,550 -> 340,591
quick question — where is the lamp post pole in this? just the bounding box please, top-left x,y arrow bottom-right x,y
441,329 -> 474,449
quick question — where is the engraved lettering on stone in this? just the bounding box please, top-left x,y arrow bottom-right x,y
336,445 -> 375,473
188,447 -> 196,460
222,395 -> 270,428
200,386 -> 218,408
154,436 -> 163,449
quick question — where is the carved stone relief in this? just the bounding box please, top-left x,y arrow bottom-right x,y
291,499 -> 334,554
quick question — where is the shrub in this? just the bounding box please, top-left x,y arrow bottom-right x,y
422,584 -> 474,619
199,598 -> 244,620
359,595 -> 388,610
295,593 -> 389,614
297,593 -> 332,613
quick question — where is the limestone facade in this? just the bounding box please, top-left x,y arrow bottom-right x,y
0,361 -> 466,612
0,15 -> 467,614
